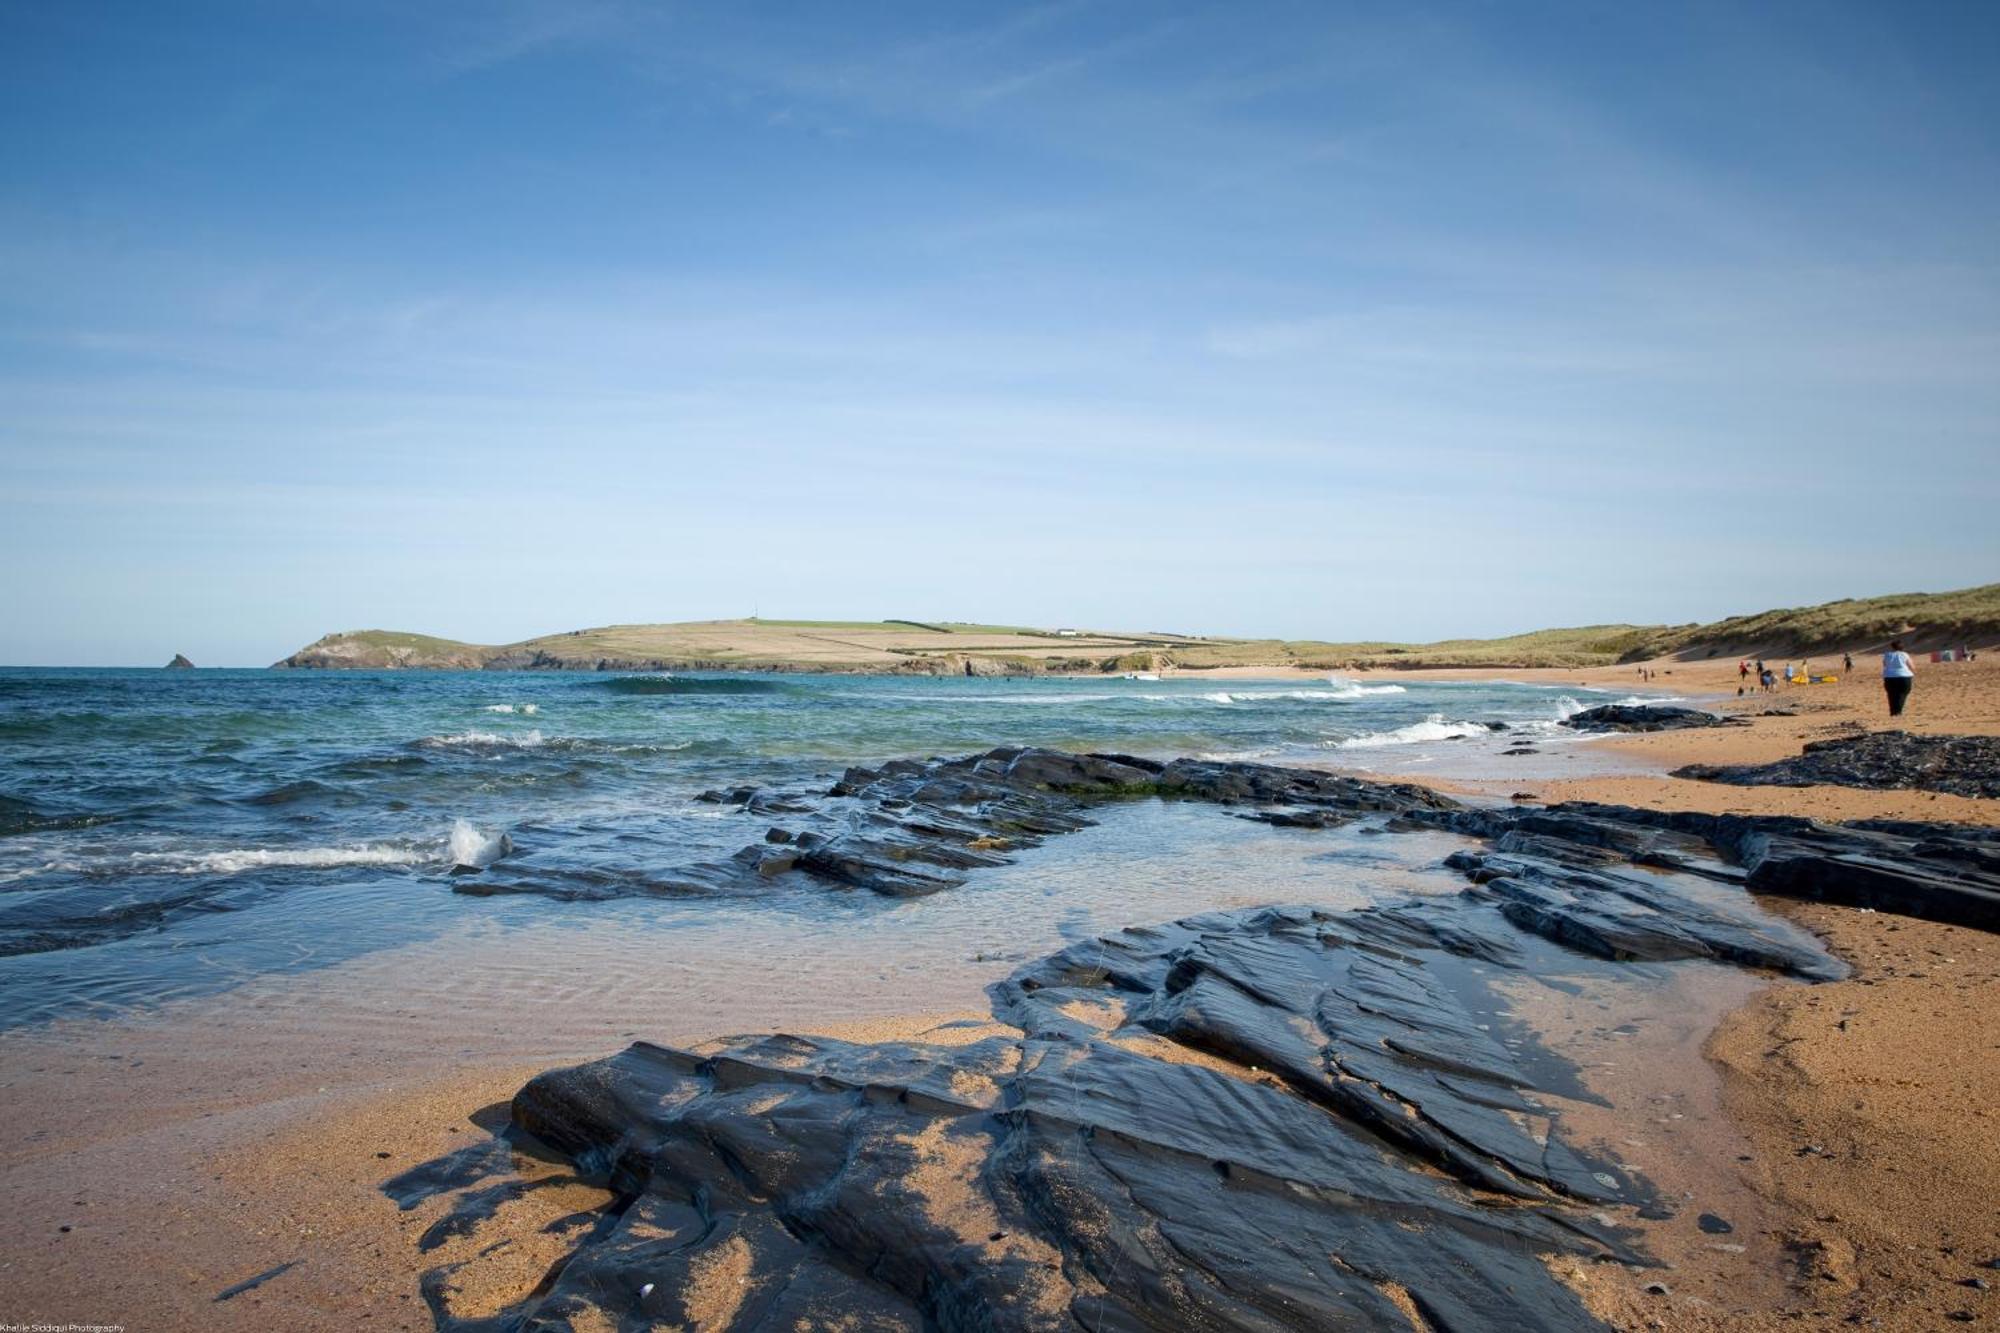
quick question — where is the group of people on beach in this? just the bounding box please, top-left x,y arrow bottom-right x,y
1738,659 -> 1783,692
1734,644 -> 1921,717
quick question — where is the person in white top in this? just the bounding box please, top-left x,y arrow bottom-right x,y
1881,639 -> 1915,718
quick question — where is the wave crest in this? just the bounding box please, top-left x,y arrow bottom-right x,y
416,729 -> 544,750
449,818 -> 512,869
129,843 -> 434,874
1336,715 -> 1493,749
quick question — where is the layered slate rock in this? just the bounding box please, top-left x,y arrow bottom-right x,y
390,746 -> 2000,1330
1560,704 -> 1738,733
1674,731 -> 2000,800
457,748 -> 1458,901
449,901 -> 1689,1333
1410,800 -> 2000,934
455,744 -> 2000,934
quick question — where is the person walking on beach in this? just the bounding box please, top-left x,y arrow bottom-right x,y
1882,640 -> 1915,718
1843,653 -> 1853,673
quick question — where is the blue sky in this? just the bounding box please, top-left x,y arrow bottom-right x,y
2,1 -> 1996,664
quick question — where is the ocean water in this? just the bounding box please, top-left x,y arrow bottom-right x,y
0,667 -> 1668,1027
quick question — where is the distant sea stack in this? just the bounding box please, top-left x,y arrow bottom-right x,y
165,654 -> 195,670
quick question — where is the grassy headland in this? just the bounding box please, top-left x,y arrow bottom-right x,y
273,582 -> 2000,674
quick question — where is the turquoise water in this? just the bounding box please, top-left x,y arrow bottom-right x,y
0,667 -> 1652,1024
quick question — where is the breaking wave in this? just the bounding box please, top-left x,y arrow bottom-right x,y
416,729 -> 545,750
1335,715 -> 1495,749
482,703 -> 539,715
127,843 -> 436,875
1191,686 -> 1408,706
449,819 -> 512,869
1321,677 -> 1409,698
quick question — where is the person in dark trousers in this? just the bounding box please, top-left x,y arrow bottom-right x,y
1843,653 -> 1853,673
1882,639 -> 1915,718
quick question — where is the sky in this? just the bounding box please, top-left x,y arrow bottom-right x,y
2,1 -> 1996,665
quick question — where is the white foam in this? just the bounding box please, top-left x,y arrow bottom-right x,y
0,858 -> 81,884
449,818 -> 513,869
418,729 -> 545,749
130,844 -> 434,874
1195,745 -> 1285,762
1335,715 -> 1493,749
1321,677 -> 1409,698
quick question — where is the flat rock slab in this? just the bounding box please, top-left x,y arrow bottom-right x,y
472,901 -> 1661,1333
1561,704 -> 1738,733
1413,800 -> 2000,934
1674,730 -> 2000,800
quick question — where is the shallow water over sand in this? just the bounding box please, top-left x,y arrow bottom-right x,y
5,802 -> 1477,1051
0,667 -> 1669,1025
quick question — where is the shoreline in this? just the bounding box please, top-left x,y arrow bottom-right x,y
2,670 -> 1994,1327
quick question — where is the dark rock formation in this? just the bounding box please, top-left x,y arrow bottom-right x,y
1562,704 -> 1737,733
1410,801 -> 2000,934
443,900 -> 1692,1332
459,748 -> 1456,902
165,653 -> 195,670
1674,731 -> 2000,801
460,746 -> 2000,935
390,748 -> 2000,1331
409,812 -> 1868,1330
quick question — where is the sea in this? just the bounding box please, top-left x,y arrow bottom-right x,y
0,667 -> 1676,1031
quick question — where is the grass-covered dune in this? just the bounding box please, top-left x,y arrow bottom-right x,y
1625,583 -> 2000,661
273,583 -> 2000,674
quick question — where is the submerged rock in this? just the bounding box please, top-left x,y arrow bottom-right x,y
461,747 -> 2000,939
461,747 -> 1457,902
1562,704 -> 1737,732
1675,731 -> 2000,800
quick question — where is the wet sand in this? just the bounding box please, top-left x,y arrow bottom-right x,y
0,1010 -> 988,1331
